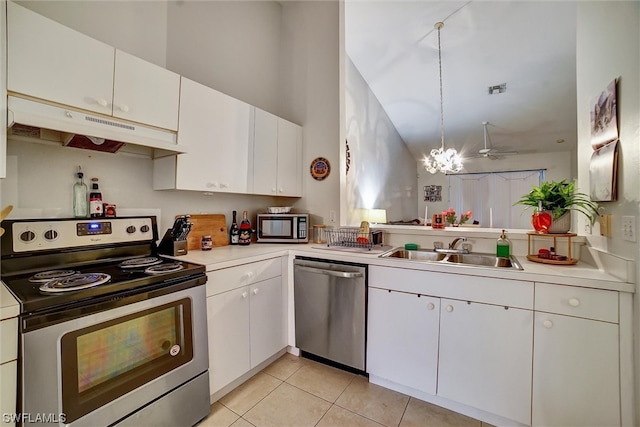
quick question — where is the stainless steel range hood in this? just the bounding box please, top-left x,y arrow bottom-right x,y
7,96 -> 187,156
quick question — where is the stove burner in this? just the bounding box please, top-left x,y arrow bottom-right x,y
119,257 -> 162,269
39,273 -> 111,293
145,263 -> 184,275
29,270 -> 79,283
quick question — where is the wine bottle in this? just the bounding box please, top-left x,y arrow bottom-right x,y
89,178 -> 103,218
238,210 -> 251,245
229,210 -> 240,245
73,166 -> 88,218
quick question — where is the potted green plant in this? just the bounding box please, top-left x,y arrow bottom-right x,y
514,180 -> 600,232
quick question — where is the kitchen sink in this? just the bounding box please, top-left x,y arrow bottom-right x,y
379,248 -> 523,270
444,253 -> 522,269
381,248 -> 448,262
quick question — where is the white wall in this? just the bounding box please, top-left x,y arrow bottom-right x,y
15,0 -> 169,68
3,1 -> 343,233
345,57 -> 417,225
166,1 -> 282,116
576,2 -> 640,422
279,1 -> 341,227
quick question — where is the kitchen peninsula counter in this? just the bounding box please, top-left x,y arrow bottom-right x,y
174,242 -> 634,293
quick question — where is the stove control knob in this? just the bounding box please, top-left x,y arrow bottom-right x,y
20,230 -> 36,242
44,230 -> 58,241
126,225 -> 137,234
140,225 -> 150,233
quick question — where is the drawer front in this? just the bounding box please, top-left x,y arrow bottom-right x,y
535,283 -> 618,323
0,318 -> 18,364
206,257 -> 281,297
370,266 -> 533,309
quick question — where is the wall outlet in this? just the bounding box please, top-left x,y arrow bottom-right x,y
329,210 -> 336,223
622,215 -> 636,242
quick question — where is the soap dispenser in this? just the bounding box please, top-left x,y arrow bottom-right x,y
497,229 -> 511,258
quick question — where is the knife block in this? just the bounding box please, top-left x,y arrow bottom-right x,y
158,229 -> 188,256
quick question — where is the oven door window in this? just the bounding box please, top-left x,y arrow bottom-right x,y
260,218 -> 293,238
60,298 -> 193,423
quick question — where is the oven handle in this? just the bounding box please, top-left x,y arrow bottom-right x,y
295,265 -> 363,279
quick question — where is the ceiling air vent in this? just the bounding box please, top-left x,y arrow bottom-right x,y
488,83 -> 507,95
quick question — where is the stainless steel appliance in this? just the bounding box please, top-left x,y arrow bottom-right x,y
1,217 -> 210,427
293,257 -> 366,372
256,213 -> 309,243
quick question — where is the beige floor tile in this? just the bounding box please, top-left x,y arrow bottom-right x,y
317,405 -> 386,427
199,402 -> 240,427
286,360 -> 355,402
261,353 -> 305,381
219,373 -> 282,416
335,376 -> 410,427
399,398 -> 481,427
244,382 -> 332,427
231,418 -> 255,427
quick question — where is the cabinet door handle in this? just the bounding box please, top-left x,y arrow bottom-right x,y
117,104 -> 130,112
252,288 -> 259,295
446,305 -> 453,312
242,271 -> 255,282
279,188 -> 284,193
96,98 -> 108,107
427,302 -> 435,310
543,320 -> 553,329
241,292 -> 248,299
568,298 -> 580,307
65,111 -> 73,118
206,182 -> 218,188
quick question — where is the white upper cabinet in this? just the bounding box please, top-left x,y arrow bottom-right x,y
276,118 -> 303,197
7,1 -> 114,115
7,2 -> 180,131
154,77 -> 251,193
113,50 -> 180,131
251,108 -> 302,197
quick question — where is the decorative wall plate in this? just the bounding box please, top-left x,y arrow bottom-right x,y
310,157 -> 331,181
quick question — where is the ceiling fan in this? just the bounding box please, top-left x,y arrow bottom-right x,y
474,121 -> 519,160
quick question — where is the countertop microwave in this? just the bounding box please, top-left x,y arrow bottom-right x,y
256,213 -> 309,243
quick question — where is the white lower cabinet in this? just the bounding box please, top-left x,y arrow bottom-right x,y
206,286 -> 251,394
367,287 -> 439,395
532,283 -> 621,426
249,277 -> 284,367
1,316 -> 18,427
438,299 -> 533,425
367,265 -> 534,425
205,258 -> 285,396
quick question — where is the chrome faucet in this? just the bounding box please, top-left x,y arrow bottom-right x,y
449,237 -> 468,250
434,237 -> 470,254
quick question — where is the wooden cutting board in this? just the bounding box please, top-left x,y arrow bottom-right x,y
179,214 -> 228,250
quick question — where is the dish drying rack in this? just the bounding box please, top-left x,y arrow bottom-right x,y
325,227 -> 383,250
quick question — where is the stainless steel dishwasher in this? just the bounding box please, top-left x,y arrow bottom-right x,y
294,257 -> 367,372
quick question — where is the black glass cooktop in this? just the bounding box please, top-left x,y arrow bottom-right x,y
2,257 -> 205,314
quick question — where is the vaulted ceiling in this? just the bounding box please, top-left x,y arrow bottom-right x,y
345,1 -> 578,162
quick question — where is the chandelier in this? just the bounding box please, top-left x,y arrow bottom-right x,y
424,22 -> 463,174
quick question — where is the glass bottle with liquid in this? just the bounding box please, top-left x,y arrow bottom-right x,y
238,211 -> 251,245
496,229 -> 511,258
229,210 -> 240,245
73,166 -> 88,218
89,178 -> 103,218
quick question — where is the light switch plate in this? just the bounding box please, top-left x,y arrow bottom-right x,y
599,214 -> 612,237
622,215 -> 636,241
